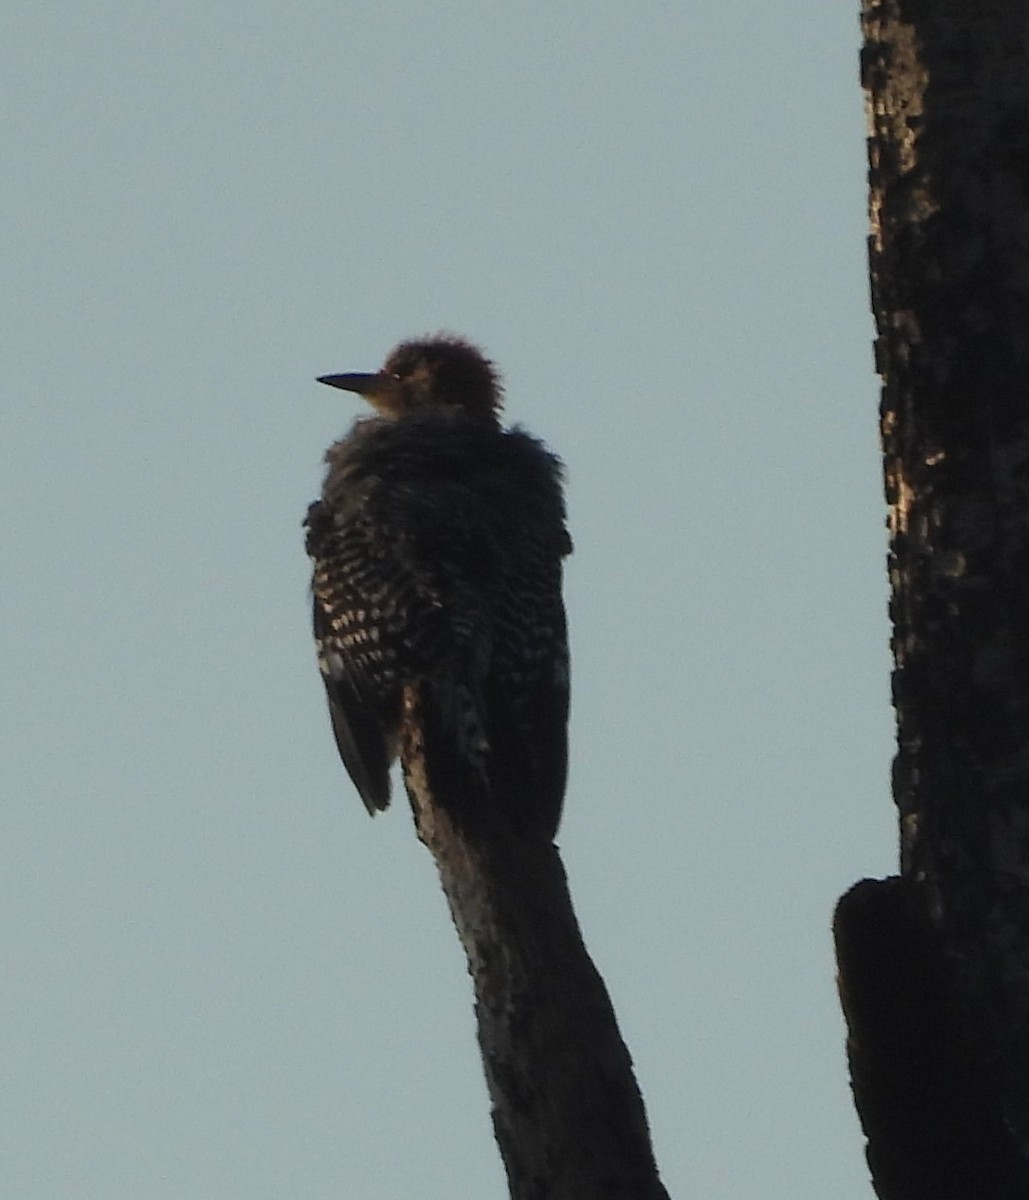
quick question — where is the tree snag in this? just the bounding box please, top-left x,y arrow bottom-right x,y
837,3 -> 1029,1195
403,684 -> 669,1200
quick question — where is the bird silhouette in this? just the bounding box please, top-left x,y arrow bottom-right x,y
305,335 -> 571,840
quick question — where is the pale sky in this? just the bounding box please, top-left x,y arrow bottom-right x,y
4,4 -> 893,1197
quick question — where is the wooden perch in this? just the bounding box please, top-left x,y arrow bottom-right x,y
402,684 -> 669,1200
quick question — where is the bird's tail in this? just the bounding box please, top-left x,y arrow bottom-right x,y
414,673 -> 492,821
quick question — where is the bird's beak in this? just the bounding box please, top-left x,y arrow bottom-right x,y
318,371 -> 396,398
317,370 -> 408,416
318,371 -> 379,394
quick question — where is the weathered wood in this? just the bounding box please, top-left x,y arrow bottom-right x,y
835,878 -> 1026,1198
402,685 -> 669,1200
839,1 -> 1029,1192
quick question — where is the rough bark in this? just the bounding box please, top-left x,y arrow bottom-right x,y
837,1 -> 1029,1194
835,878 -> 1026,1198
401,686 -> 669,1200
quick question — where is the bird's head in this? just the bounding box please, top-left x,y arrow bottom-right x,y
318,335 -> 503,422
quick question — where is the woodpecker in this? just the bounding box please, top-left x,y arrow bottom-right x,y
305,335 -> 571,840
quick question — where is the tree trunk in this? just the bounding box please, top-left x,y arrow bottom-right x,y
836,2 -> 1029,1195
401,685 -> 669,1200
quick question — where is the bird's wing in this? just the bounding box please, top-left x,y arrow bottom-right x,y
311,594 -> 394,813
306,482 -> 495,815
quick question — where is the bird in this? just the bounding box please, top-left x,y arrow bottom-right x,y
305,335 -> 572,841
